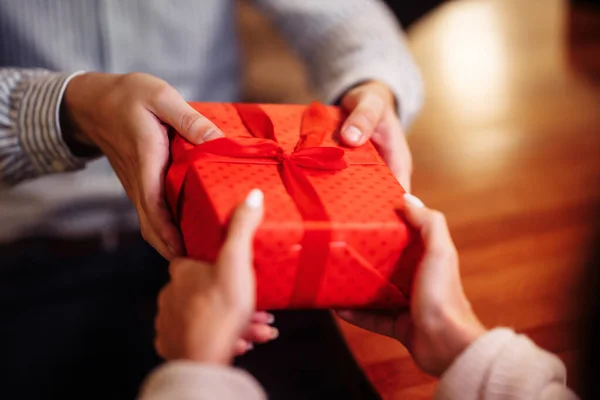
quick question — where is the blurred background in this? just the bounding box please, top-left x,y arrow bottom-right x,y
238,0 -> 600,398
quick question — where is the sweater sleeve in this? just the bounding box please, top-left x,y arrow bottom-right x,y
249,0 -> 424,129
435,328 -> 579,400
137,361 -> 267,400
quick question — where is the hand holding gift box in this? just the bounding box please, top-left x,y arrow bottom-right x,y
166,102 -> 414,310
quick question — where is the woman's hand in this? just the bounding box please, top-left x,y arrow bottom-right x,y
154,189 -> 278,364
64,72 -> 225,260
338,194 -> 486,377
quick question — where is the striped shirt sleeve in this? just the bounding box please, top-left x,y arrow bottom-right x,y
0,68 -> 88,187
250,0 -> 424,129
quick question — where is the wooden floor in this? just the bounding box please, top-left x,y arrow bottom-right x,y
239,0 -> 600,397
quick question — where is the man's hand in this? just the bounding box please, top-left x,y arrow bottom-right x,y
339,81 -> 413,192
63,72 -> 225,260
155,189 -> 278,364
338,194 -> 486,377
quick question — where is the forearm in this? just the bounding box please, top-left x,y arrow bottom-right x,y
435,328 -> 579,400
0,68 -> 91,187
138,361 -> 266,400
250,0 -> 424,128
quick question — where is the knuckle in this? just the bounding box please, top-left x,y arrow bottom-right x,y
140,191 -> 156,212
140,195 -> 166,225
119,72 -> 152,86
125,72 -> 145,81
353,107 -> 380,130
429,211 -> 447,227
178,111 -> 204,136
152,81 -> 175,103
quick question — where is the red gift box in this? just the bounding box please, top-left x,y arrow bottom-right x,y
166,102 -> 412,310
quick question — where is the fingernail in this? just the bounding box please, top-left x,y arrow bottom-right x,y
343,125 -> 362,144
403,193 -> 425,208
266,313 -> 275,325
247,342 -> 254,351
245,188 -> 264,209
270,327 -> 279,339
202,128 -> 223,142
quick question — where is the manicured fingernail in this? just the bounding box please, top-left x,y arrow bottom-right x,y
403,193 -> 425,208
266,313 -> 275,324
245,188 -> 264,209
343,125 -> 362,144
202,128 -> 223,142
270,327 -> 279,339
247,342 -> 254,350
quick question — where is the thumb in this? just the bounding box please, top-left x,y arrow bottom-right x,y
401,193 -> 454,256
149,85 -> 224,144
340,90 -> 387,147
216,189 -> 264,283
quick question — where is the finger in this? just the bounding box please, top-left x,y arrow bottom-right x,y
148,85 -> 224,144
113,162 -> 172,258
138,210 -> 174,260
241,322 -> 279,344
251,311 -> 275,325
369,111 -> 412,191
340,91 -> 387,147
140,195 -> 183,259
234,339 -> 254,356
401,194 -> 455,255
134,121 -> 184,259
216,188 -> 264,283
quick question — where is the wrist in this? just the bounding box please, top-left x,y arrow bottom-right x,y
428,305 -> 487,377
184,307 -> 249,365
60,73 -> 101,157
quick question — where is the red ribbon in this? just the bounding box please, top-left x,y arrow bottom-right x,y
167,102 -> 350,307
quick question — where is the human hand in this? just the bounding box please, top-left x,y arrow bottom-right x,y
63,72 -> 225,260
338,194 -> 486,377
154,189 -> 278,364
339,81 -> 413,192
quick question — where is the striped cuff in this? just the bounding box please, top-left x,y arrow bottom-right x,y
13,71 -> 88,176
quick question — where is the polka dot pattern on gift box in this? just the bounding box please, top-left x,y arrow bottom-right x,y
176,102 -> 411,309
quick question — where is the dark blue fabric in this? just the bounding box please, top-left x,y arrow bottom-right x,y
0,239 -> 381,400
0,238 -> 168,400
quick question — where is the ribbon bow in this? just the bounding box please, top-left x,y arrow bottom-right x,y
167,102 -> 360,306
